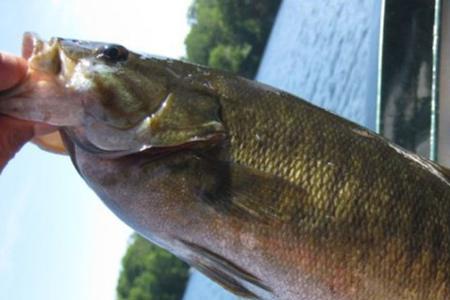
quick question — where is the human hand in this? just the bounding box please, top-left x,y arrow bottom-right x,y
0,52 -> 34,173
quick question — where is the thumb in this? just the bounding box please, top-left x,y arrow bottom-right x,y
0,52 -> 28,90
0,116 -> 35,173
0,52 -> 32,173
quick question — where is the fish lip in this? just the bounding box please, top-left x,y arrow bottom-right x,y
22,32 -> 55,61
0,33 -> 59,135
0,33 -> 84,128
0,33 -> 41,99
22,32 -> 38,60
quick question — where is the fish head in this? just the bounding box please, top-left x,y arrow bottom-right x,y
0,33 -> 225,157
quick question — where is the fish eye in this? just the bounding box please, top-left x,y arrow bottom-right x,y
96,44 -> 129,62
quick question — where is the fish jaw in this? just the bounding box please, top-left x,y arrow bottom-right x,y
0,33 -> 87,155
0,33 -> 85,127
0,70 -> 84,127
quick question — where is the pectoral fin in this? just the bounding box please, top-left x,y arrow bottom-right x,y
180,239 -> 270,298
193,156 -> 306,225
429,160 -> 450,185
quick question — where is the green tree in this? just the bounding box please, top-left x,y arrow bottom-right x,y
117,234 -> 190,300
185,0 -> 282,78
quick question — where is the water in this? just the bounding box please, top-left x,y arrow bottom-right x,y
257,0 -> 380,130
183,0 -> 380,299
183,270 -> 243,300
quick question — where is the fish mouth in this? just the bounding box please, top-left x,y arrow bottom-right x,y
0,33 -> 85,126
22,32 -> 35,60
0,33 -> 85,154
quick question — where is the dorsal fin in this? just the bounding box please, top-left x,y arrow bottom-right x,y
433,162 -> 450,182
180,239 -> 271,299
423,158 -> 450,185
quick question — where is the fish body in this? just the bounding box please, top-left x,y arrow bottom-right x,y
2,33 -> 450,299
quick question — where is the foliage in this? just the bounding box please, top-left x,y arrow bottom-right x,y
185,0 -> 282,78
117,234 -> 190,300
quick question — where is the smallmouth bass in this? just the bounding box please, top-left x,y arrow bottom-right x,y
1,33 -> 450,299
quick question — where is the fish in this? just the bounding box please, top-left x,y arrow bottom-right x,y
1,32 -> 450,300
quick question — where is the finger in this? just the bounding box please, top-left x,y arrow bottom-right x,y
0,52 -> 28,90
0,116 -> 35,173
0,53 -> 32,172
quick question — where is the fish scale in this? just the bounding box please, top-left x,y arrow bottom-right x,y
212,76 -> 450,298
2,33 -> 450,299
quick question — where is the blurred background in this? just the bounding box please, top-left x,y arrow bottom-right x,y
0,0 -> 448,299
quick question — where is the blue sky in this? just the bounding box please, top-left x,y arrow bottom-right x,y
0,1 -> 192,299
